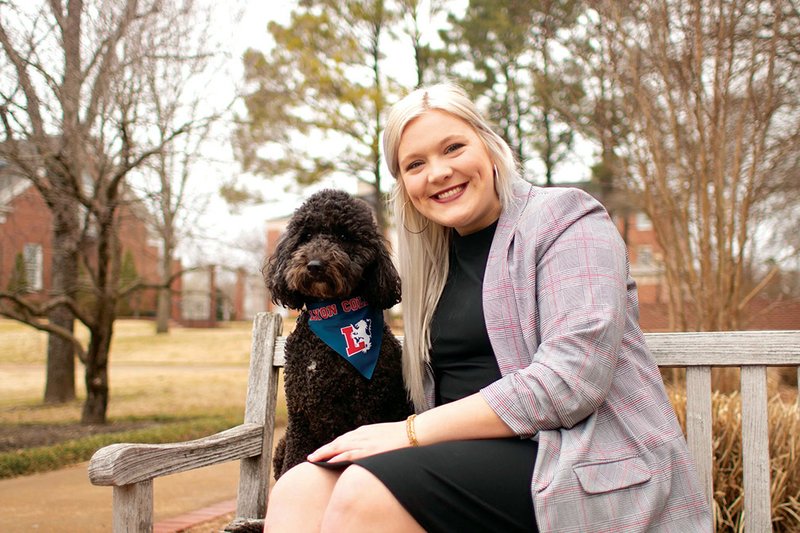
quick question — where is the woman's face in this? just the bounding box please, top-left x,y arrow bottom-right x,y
397,110 -> 501,236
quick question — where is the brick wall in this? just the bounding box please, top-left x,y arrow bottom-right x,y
0,181 -> 166,317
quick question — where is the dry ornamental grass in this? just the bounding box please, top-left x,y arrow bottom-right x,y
669,388 -> 800,532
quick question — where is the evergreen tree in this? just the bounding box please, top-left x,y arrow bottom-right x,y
440,0 -> 583,185
6,253 -> 28,294
235,0 -> 406,229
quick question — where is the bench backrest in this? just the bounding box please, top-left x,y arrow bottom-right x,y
258,313 -> 800,532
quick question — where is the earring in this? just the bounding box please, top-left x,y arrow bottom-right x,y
401,199 -> 430,234
493,163 -> 498,179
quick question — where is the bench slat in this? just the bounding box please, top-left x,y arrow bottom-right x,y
741,366 -> 772,532
644,331 -> 800,366
686,366 -> 714,512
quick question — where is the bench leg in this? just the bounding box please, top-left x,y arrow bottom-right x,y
113,480 -> 153,532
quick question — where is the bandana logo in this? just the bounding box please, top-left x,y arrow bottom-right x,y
341,319 -> 372,356
306,297 -> 383,379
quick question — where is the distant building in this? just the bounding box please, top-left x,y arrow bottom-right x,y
0,154 -> 172,318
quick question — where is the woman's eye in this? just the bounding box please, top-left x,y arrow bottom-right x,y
405,160 -> 422,171
445,143 -> 464,154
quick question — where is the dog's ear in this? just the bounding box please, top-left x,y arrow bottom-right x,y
362,237 -> 401,310
263,232 -> 305,311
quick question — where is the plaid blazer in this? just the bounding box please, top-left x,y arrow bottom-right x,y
423,182 -> 712,532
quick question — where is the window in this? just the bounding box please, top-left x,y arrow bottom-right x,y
637,245 -> 654,266
635,212 -> 652,230
23,243 -> 43,291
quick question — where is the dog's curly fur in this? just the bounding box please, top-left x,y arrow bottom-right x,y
265,189 -> 412,480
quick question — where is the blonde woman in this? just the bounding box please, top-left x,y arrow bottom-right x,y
265,84 -> 711,532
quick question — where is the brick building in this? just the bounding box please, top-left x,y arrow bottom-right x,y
575,183 -> 800,332
0,160 -> 171,318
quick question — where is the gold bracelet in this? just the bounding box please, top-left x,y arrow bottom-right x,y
406,414 -> 419,447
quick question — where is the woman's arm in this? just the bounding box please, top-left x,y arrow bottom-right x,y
307,393 -> 515,463
480,188 -> 629,437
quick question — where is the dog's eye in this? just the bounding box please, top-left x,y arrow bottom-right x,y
302,232 -> 313,242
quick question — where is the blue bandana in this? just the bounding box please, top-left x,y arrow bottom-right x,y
306,296 -> 384,380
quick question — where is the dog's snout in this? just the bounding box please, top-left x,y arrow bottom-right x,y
307,259 -> 323,274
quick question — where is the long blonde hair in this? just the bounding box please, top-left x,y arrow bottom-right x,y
383,83 -> 521,410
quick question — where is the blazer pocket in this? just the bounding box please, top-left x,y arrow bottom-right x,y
573,456 -> 652,495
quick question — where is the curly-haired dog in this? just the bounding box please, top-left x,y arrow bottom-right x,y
265,189 -> 412,480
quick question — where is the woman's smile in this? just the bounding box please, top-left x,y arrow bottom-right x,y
432,184 -> 466,202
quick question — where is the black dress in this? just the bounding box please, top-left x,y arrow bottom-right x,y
322,222 -> 539,533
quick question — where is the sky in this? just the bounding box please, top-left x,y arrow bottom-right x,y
182,0 -> 595,270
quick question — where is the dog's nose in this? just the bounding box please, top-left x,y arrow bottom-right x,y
307,259 -> 323,274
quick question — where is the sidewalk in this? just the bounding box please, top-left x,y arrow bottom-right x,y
1,427 -> 285,532
1,460 -> 239,532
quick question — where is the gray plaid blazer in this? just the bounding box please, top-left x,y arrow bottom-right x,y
423,181 -> 712,532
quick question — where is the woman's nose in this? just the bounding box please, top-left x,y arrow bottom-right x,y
428,159 -> 452,182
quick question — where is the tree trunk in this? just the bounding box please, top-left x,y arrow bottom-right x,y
81,355 -> 108,425
155,242 -> 173,333
43,205 -> 80,404
155,286 -> 171,333
44,305 -> 76,403
81,315 -> 113,425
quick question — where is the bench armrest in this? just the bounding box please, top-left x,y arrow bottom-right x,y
88,423 -> 264,486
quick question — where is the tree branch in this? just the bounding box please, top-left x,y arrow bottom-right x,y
0,296 -> 88,365
0,17 -> 46,139
0,291 -> 95,330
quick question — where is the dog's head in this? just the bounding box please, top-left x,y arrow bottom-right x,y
264,189 -> 401,311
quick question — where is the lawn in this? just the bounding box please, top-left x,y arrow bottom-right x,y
0,318 -> 286,478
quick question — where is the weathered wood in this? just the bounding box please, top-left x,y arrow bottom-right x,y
237,312 -> 283,519
643,330 -> 800,366
113,480 -> 153,532
685,366 -> 714,512
88,423 -> 263,486
741,366 -> 772,532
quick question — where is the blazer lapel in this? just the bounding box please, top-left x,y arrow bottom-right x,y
483,180 -> 535,375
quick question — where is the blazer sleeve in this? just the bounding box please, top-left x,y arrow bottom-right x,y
480,188 -> 630,436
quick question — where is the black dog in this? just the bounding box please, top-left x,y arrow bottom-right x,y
265,189 -> 412,479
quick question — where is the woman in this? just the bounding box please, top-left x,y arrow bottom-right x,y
265,83 -> 712,532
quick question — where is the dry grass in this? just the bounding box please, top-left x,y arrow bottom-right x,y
0,319 -> 261,424
669,387 -> 800,532
0,318 -> 287,478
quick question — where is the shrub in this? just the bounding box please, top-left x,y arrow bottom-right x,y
669,389 -> 800,532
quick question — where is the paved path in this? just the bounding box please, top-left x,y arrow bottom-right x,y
1,427 -> 285,532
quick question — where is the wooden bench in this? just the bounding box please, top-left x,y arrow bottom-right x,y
89,312 -> 800,532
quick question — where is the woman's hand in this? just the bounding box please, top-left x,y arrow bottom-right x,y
307,420 -> 409,463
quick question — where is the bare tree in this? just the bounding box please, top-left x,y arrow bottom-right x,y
132,0 -> 228,334
592,0 -> 800,330
0,0 -> 208,423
